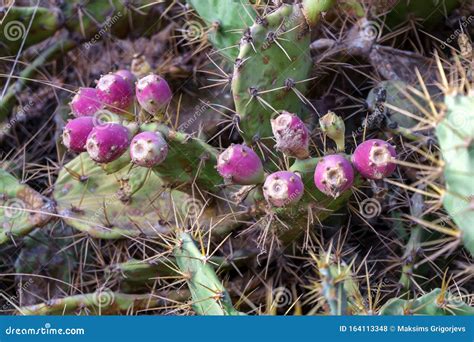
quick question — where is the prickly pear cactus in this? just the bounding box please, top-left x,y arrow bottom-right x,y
186,0 -> 257,61
0,169 -> 53,244
436,94 -> 474,255
232,3 -> 327,143
380,288 -> 474,315
366,81 -> 419,129
272,156 -> 358,245
174,232 -> 241,315
53,153 -> 217,239
18,292 -> 178,315
289,157 -> 357,209
141,124 -> 222,190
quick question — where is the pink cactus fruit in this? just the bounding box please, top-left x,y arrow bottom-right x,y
70,87 -> 102,117
130,131 -> 168,167
86,123 -> 130,163
96,73 -> 134,113
62,117 -> 95,153
135,74 -> 172,114
115,69 -> 137,86
271,111 -> 310,159
314,154 -> 354,198
216,144 -> 264,185
352,139 -> 397,180
263,171 -> 304,207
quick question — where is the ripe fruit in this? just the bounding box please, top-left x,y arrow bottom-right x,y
216,144 -> 264,185
136,74 -> 172,115
62,117 -> 95,153
70,87 -> 102,117
96,73 -> 134,113
86,123 -> 130,163
271,111 -> 310,159
352,139 -> 397,179
115,69 -> 136,86
314,154 -> 354,198
263,171 -> 304,207
130,131 -> 168,167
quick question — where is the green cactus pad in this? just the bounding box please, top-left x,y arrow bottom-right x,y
380,288 -> 474,315
186,0 -> 257,61
320,262 -> 350,315
53,153 -> 217,239
174,232 -> 241,315
112,250 -> 254,283
436,94 -> 474,255
141,124 -> 222,191
232,4 -> 314,143
366,80 -> 420,129
0,168 -> 53,244
17,291 -> 187,315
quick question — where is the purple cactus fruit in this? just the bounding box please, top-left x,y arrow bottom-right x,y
314,154 -> 354,198
271,111 -> 310,159
62,117 -> 95,153
136,74 -> 172,114
130,131 -> 168,167
263,171 -> 304,207
86,123 -> 130,163
96,73 -> 134,113
115,69 -> 136,86
352,139 -> 397,180
70,87 -> 102,117
216,144 -> 264,185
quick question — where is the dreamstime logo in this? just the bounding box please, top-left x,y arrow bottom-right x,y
181,20 -> 204,42
449,110 -> 470,127
361,20 -> 381,42
359,198 -> 382,218
83,12 -> 123,50
3,20 -> 25,41
272,287 -> 293,308
3,198 -> 26,219
178,101 -> 210,132
447,287 -> 471,308
1,277 -> 34,311
1,99 -> 33,137
181,198 -> 203,220
92,110 -> 117,129
92,289 -> 115,307
440,16 -> 474,49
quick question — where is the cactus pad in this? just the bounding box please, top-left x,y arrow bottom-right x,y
436,94 -> 474,255
232,4 -> 314,143
53,154 -> 217,239
141,124 -> 222,191
174,232 -> 241,315
380,288 -> 474,315
186,0 -> 257,61
0,168 -> 53,244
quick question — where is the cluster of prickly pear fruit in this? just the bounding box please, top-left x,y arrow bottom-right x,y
216,111 -> 398,207
63,70 -> 172,167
